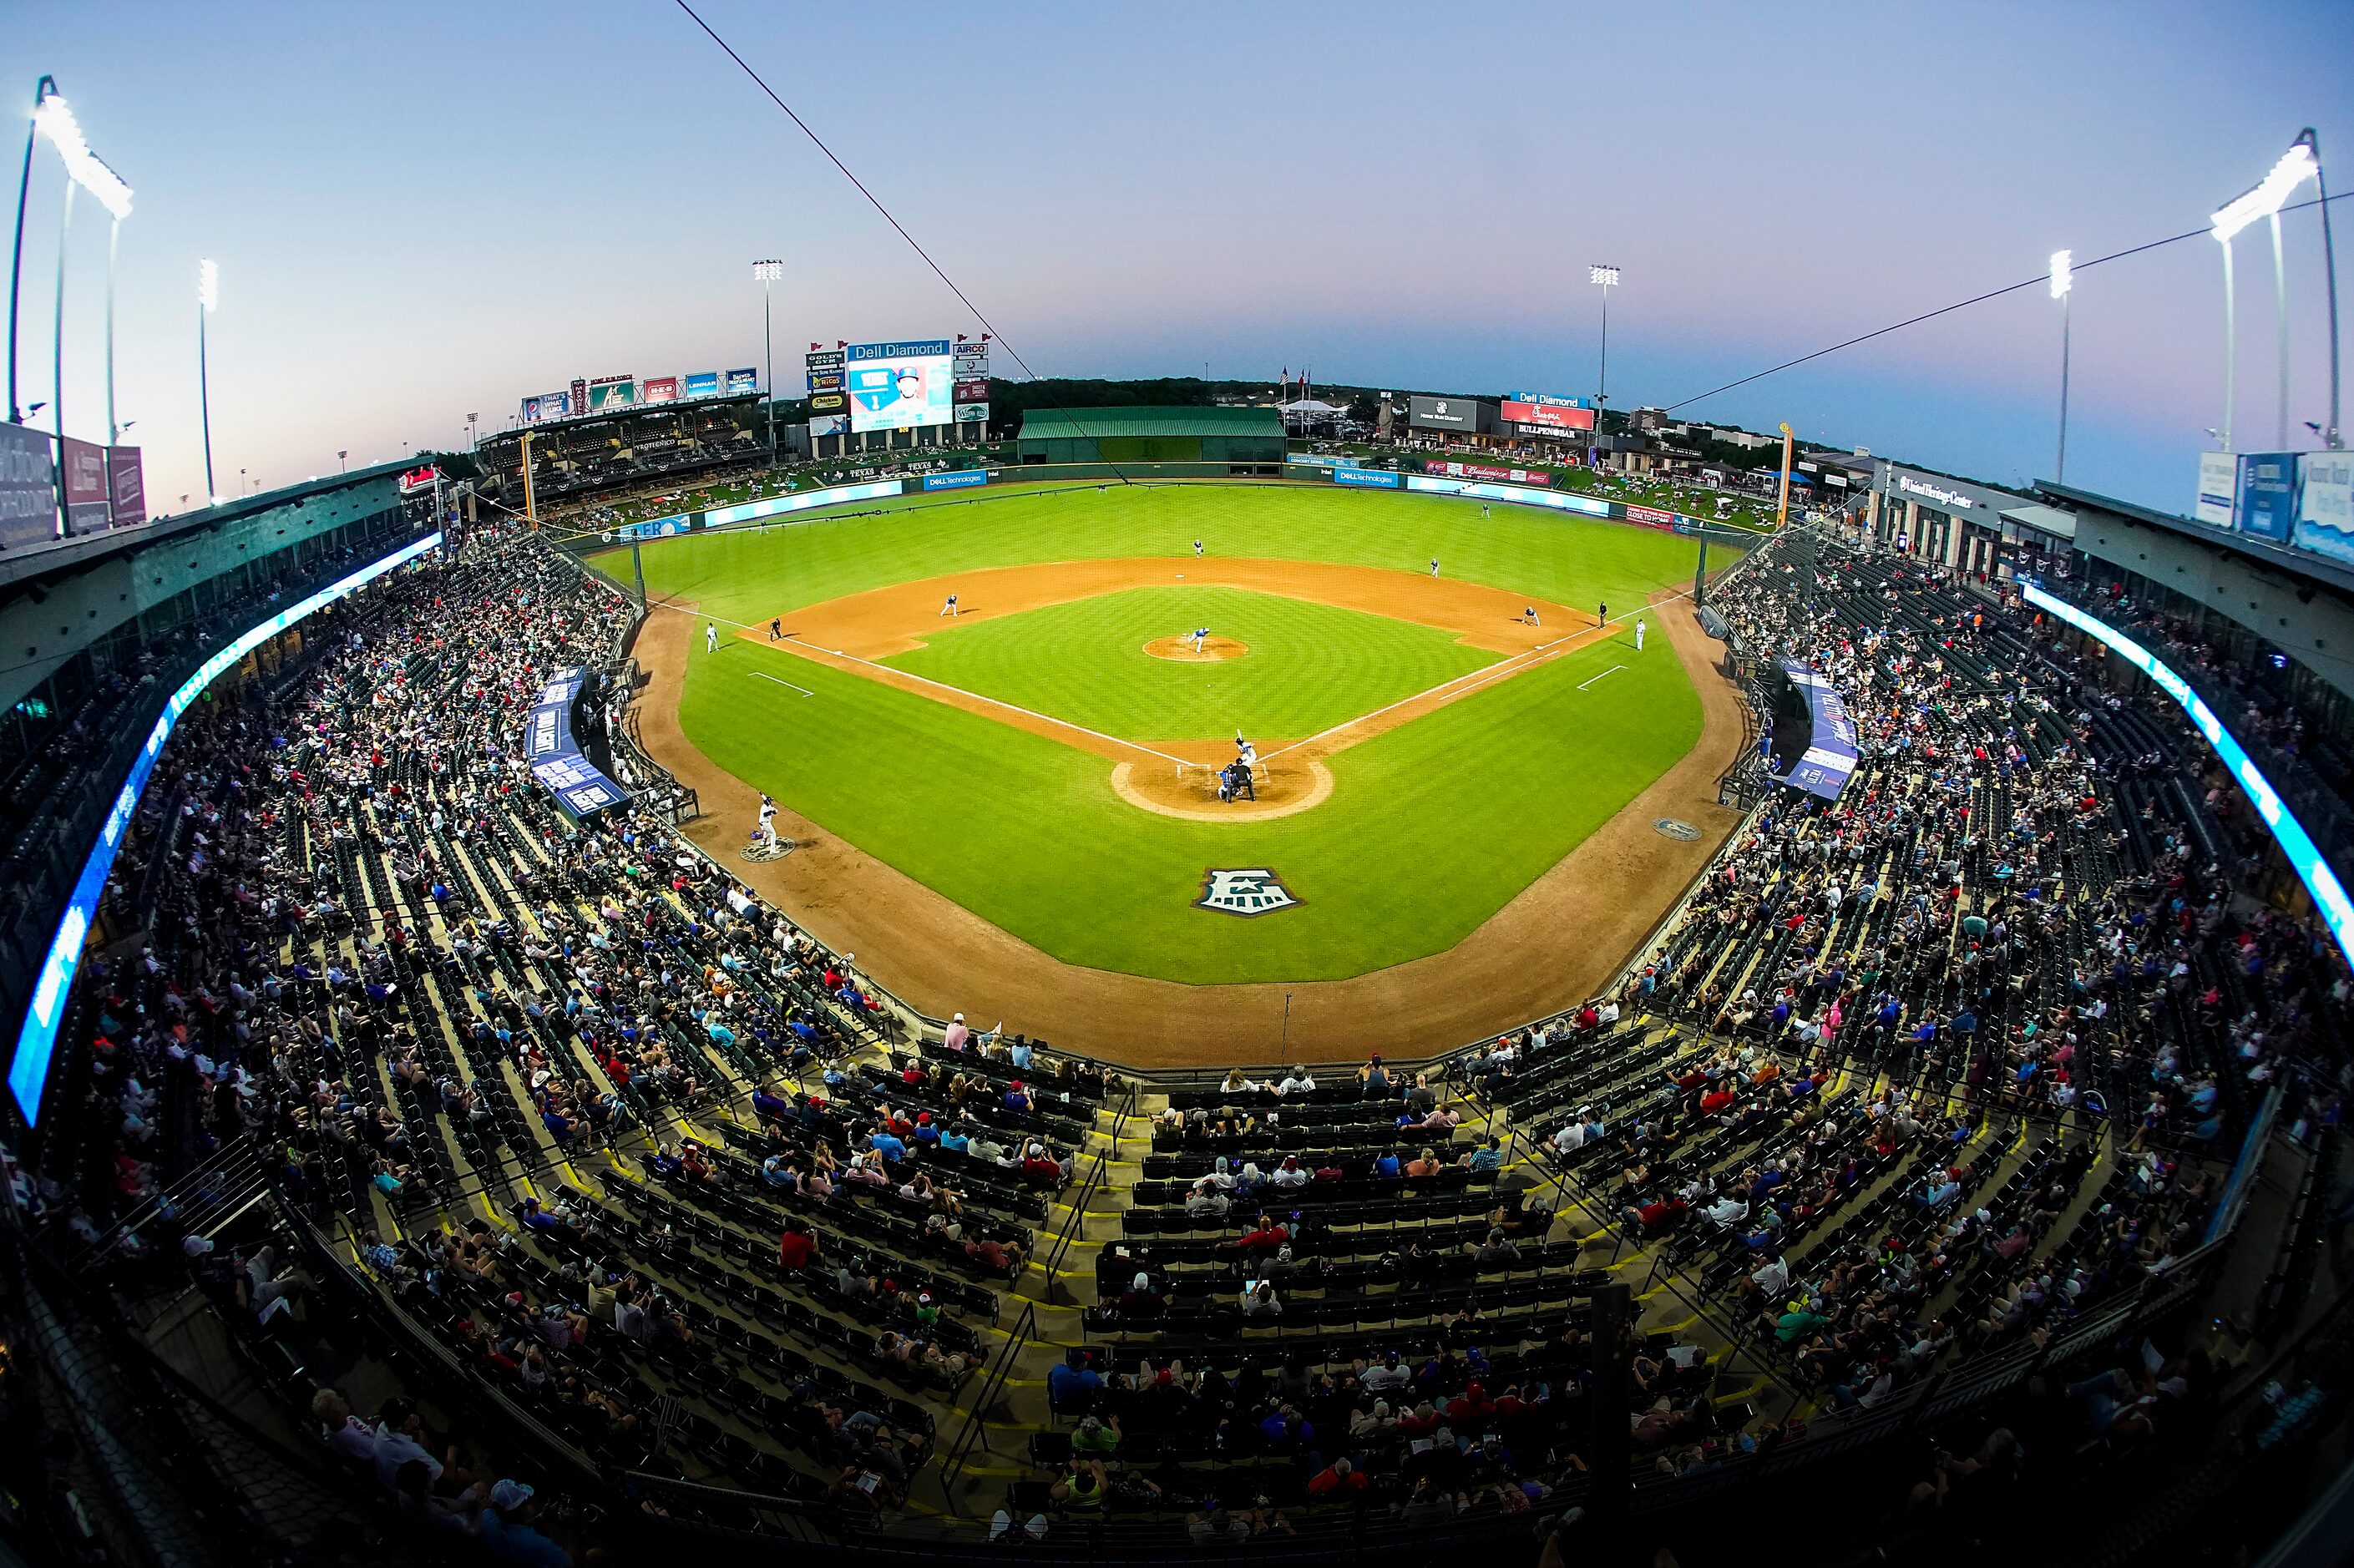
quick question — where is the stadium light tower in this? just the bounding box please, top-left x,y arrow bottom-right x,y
2210,133 -> 2316,453
2049,250 -> 2073,481
7,76 -> 56,424
197,259 -> 218,503
29,85 -> 130,528
753,258 -> 783,458
1589,264 -> 1621,415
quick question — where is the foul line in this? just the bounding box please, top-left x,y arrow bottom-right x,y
1259,593 -> 1687,766
1577,664 -> 1628,690
661,591 -> 1684,773
648,599 -> 1192,768
750,671 -> 814,697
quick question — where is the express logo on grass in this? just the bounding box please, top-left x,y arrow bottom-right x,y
1195,867 -> 1301,918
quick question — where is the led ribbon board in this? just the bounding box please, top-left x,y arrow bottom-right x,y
617,479 -> 904,540
2022,582 -> 2354,971
8,531 -> 445,1123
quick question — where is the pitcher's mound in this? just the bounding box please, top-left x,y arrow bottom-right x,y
1144,635 -> 1248,662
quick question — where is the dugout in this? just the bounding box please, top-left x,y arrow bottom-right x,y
1014,405 -> 1286,466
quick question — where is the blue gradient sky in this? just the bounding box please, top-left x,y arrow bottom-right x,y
4,0 -> 2349,514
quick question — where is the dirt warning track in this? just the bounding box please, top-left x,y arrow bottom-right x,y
633,569 -> 1747,1069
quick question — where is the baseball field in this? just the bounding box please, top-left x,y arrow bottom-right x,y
593,480 -> 1741,1048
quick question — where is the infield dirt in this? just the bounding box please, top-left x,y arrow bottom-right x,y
632,554 -> 1745,1069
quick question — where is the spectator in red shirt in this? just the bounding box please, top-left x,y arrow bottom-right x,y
1624,1196 -> 1688,1234
1306,1458 -> 1367,1495
777,1226 -> 816,1271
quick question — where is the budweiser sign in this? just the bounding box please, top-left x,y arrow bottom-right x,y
1425,460 -> 1553,487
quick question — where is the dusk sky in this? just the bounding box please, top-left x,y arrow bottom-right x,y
5,1 -> 2350,515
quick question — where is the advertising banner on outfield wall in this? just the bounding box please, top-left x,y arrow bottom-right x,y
923,469 -> 988,491
954,403 -> 988,424
954,377 -> 989,402
804,350 -> 844,370
954,352 -> 988,376
726,367 -> 760,396
1425,459 -> 1553,486
61,437 -> 109,534
0,422 -> 56,549
807,371 -> 843,392
808,413 -> 850,438
108,446 -> 145,529
2293,451 -> 2354,567
1624,503 -> 1676,529
809,392 -> 847,412
1334,466 -> 1400,488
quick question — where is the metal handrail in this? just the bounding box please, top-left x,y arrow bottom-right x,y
937,1297 -> 1035,1512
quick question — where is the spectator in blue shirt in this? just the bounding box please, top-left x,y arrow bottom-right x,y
1047,1351 -> 1101,1410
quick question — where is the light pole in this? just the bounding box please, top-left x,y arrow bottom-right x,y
467,411 -> 478,452
2315,129 -> 2345,451
2210,134 -> 2316,453
197,259 -> 217,501
2049,250 -> 2073,481
753,258 -> 782,458
1589,263 -> 1620,412
28,87 -> 130,531
338,448 -> 347,473
7,76 -> 57,425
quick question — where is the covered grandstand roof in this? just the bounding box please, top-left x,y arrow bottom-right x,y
1013,405 -> 1286,441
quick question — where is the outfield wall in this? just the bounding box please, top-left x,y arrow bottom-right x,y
599,458 -> 1769,549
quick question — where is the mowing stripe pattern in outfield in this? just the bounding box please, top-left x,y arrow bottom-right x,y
602,482 -> 1724,984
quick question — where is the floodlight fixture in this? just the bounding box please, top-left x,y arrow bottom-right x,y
2210,138 -> 2316,243
33,89 -> 130,218
2048,250 -> 2072,300
199,258 -> 218,311
1589,264 -> 1619,288
752,258 -> 783,282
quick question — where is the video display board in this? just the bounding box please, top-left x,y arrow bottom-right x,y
725,367 -> 760,396
846,338 -> 954,432
1500,392 -> 1596,432
683,372 -> 721,399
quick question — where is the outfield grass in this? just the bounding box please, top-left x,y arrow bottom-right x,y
885,585 -> 1500,741
604,482 -> 1721,984
606,481 -> 1713,628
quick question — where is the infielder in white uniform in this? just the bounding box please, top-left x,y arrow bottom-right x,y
940,593 -> 959,617
706,622 -> 718,653
1636,617 -> 1647,652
